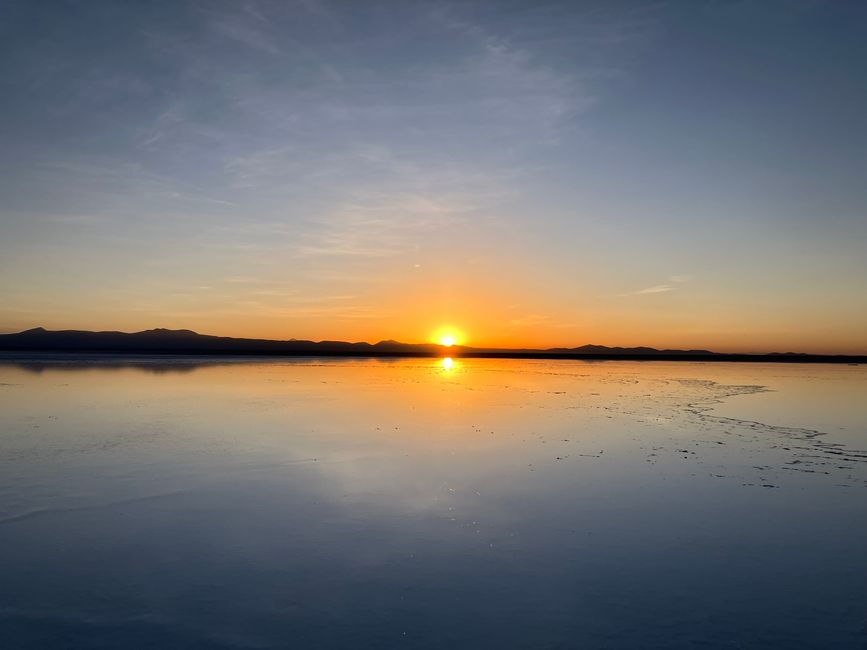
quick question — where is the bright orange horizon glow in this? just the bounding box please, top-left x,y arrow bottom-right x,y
3,274 -> 866,354
4,311 -> 866,355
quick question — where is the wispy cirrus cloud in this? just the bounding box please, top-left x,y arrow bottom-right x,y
620,275 -> 691,297
630,284 -> 677,296
296,192 -> 470,258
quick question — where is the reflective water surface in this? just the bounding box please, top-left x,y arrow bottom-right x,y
1,357 -> 865,649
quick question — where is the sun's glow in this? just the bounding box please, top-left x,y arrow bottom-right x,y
432,327 -> 464,347
441,356 -> 454,370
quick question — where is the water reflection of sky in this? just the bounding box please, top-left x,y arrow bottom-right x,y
0,359 -> 865,648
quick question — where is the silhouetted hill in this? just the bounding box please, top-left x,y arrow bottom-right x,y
547,344 -> 714,355
0,328 -> 863,363
0,328 -> 440,356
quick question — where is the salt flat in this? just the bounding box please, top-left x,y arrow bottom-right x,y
0,358 -> 865,649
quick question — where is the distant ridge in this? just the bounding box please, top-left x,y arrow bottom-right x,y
0,327 -> 439,355
0,328 -> 863,363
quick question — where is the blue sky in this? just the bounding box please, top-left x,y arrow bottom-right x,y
1,0 -> 866,352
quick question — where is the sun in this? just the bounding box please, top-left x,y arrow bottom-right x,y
432,327 -> 464,347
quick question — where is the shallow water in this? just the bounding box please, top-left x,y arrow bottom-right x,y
0,357 -> 865,649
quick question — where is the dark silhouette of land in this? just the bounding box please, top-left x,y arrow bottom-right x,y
0,328 -> 863,363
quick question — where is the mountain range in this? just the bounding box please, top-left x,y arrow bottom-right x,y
0,328 -> 863,363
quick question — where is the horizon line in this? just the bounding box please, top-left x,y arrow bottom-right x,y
1,326 -> 865,361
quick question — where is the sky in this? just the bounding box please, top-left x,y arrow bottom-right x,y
1,0 -> 866,353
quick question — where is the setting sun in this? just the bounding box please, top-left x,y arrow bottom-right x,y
432,327 -> 464,347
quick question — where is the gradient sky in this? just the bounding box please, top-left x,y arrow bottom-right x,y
1,0 -> 866,352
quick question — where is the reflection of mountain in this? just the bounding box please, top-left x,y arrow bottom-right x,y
0,328 -> 863,363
